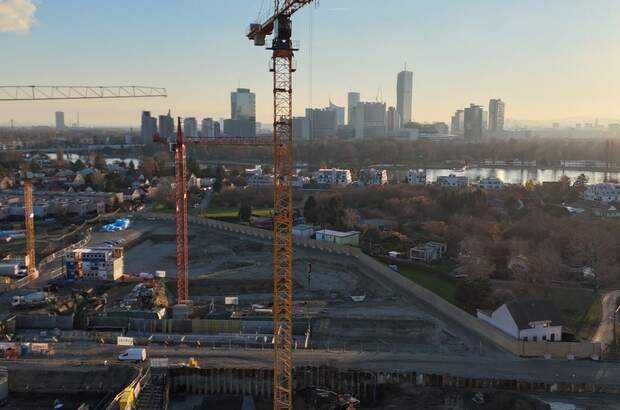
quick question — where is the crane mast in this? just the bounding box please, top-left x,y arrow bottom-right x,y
173,119 -> 190,304
248,1 -> 315,408
23,177 -> 37,279
153,127 -> 272,306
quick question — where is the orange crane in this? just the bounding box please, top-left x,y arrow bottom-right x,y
1,85 -> 166,282
153,121 -> 271,305
247,1 -> 316,408
22,176 -> 37,279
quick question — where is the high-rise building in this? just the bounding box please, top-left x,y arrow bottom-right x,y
351,102 -> 386,139
396,69 -> 413,125
55,111 -> 65,129
213,121 -> 221,137
140,111 -> 157,144
201,118 -> 215,137
450,109 -> 464,135
183,117 -> 198,138
158,110 -> 175,141
464,104 -> 485,141
224,118 -> 255,138
227,88 -> 256,137
488,98 -> 505,132
327,100 -> 345,127
347,92 -> 360,125
293,117 -> 311,140
231,88 -> 256,120
387,106 -> 400,132
305,108 -> 337,139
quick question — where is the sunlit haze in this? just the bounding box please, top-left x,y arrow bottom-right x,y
1,0 -> 619,127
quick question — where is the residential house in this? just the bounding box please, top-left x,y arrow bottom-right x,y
358,168 -> 388,185
316,168 -> 352,186
65,247 -> 124,280
247,174 -> 274,188
477,300 -> 563,342
436,174 -> 468,188
583,183 -> 619,203
478,176 -> 505,190
410,242 -> 447,263
407,169 -> 427,186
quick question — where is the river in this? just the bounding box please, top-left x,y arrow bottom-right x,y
44,152 -> 140,167
398,167 -> 618,185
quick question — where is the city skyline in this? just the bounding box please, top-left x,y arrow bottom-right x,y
1,0 -> 619,127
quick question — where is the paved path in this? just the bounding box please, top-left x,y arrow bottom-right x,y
592,290 -> 620,349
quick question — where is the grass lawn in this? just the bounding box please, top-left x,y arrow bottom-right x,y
491,281 -> 601,340
547,287 -> 601,340
383,259 -> 458,304
205,207 -> 272,218
384,257 -> 601,340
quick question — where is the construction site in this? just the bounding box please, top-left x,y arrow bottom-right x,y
2,1 -> 620,410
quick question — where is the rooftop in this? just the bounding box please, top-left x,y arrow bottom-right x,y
316,229 -> 360,237
505,300 -> 563,329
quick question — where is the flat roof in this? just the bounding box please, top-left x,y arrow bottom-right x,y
316,229 -> 360,237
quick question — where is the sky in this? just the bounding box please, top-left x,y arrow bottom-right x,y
0,0 -> 619,127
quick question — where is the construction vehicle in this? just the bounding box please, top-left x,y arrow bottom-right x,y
11,291 -> 50,308
247,1 -> 316,408
299,386 -> 360,410
118,348 -> 147,362
187,357 -> 200,368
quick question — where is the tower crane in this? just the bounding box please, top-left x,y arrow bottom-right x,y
247,1 -> 316,408
1,85 -> 166,280
153,123 -> 271,305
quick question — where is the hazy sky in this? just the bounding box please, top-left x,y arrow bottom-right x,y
1,0 -> 619,127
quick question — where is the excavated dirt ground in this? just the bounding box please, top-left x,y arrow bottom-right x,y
122,219 -> 506,358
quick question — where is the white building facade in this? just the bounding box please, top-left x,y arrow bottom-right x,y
478,176 -> 505,190
477,301 -> 563,342
358,168 -> 388,185
407,170 -> 427,186
316,168 -> 352,186
436,174 -> 468,188
583,183 -> 619,203
65,247 -> 124,281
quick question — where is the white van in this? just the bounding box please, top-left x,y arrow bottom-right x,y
118,348 -> 147,362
